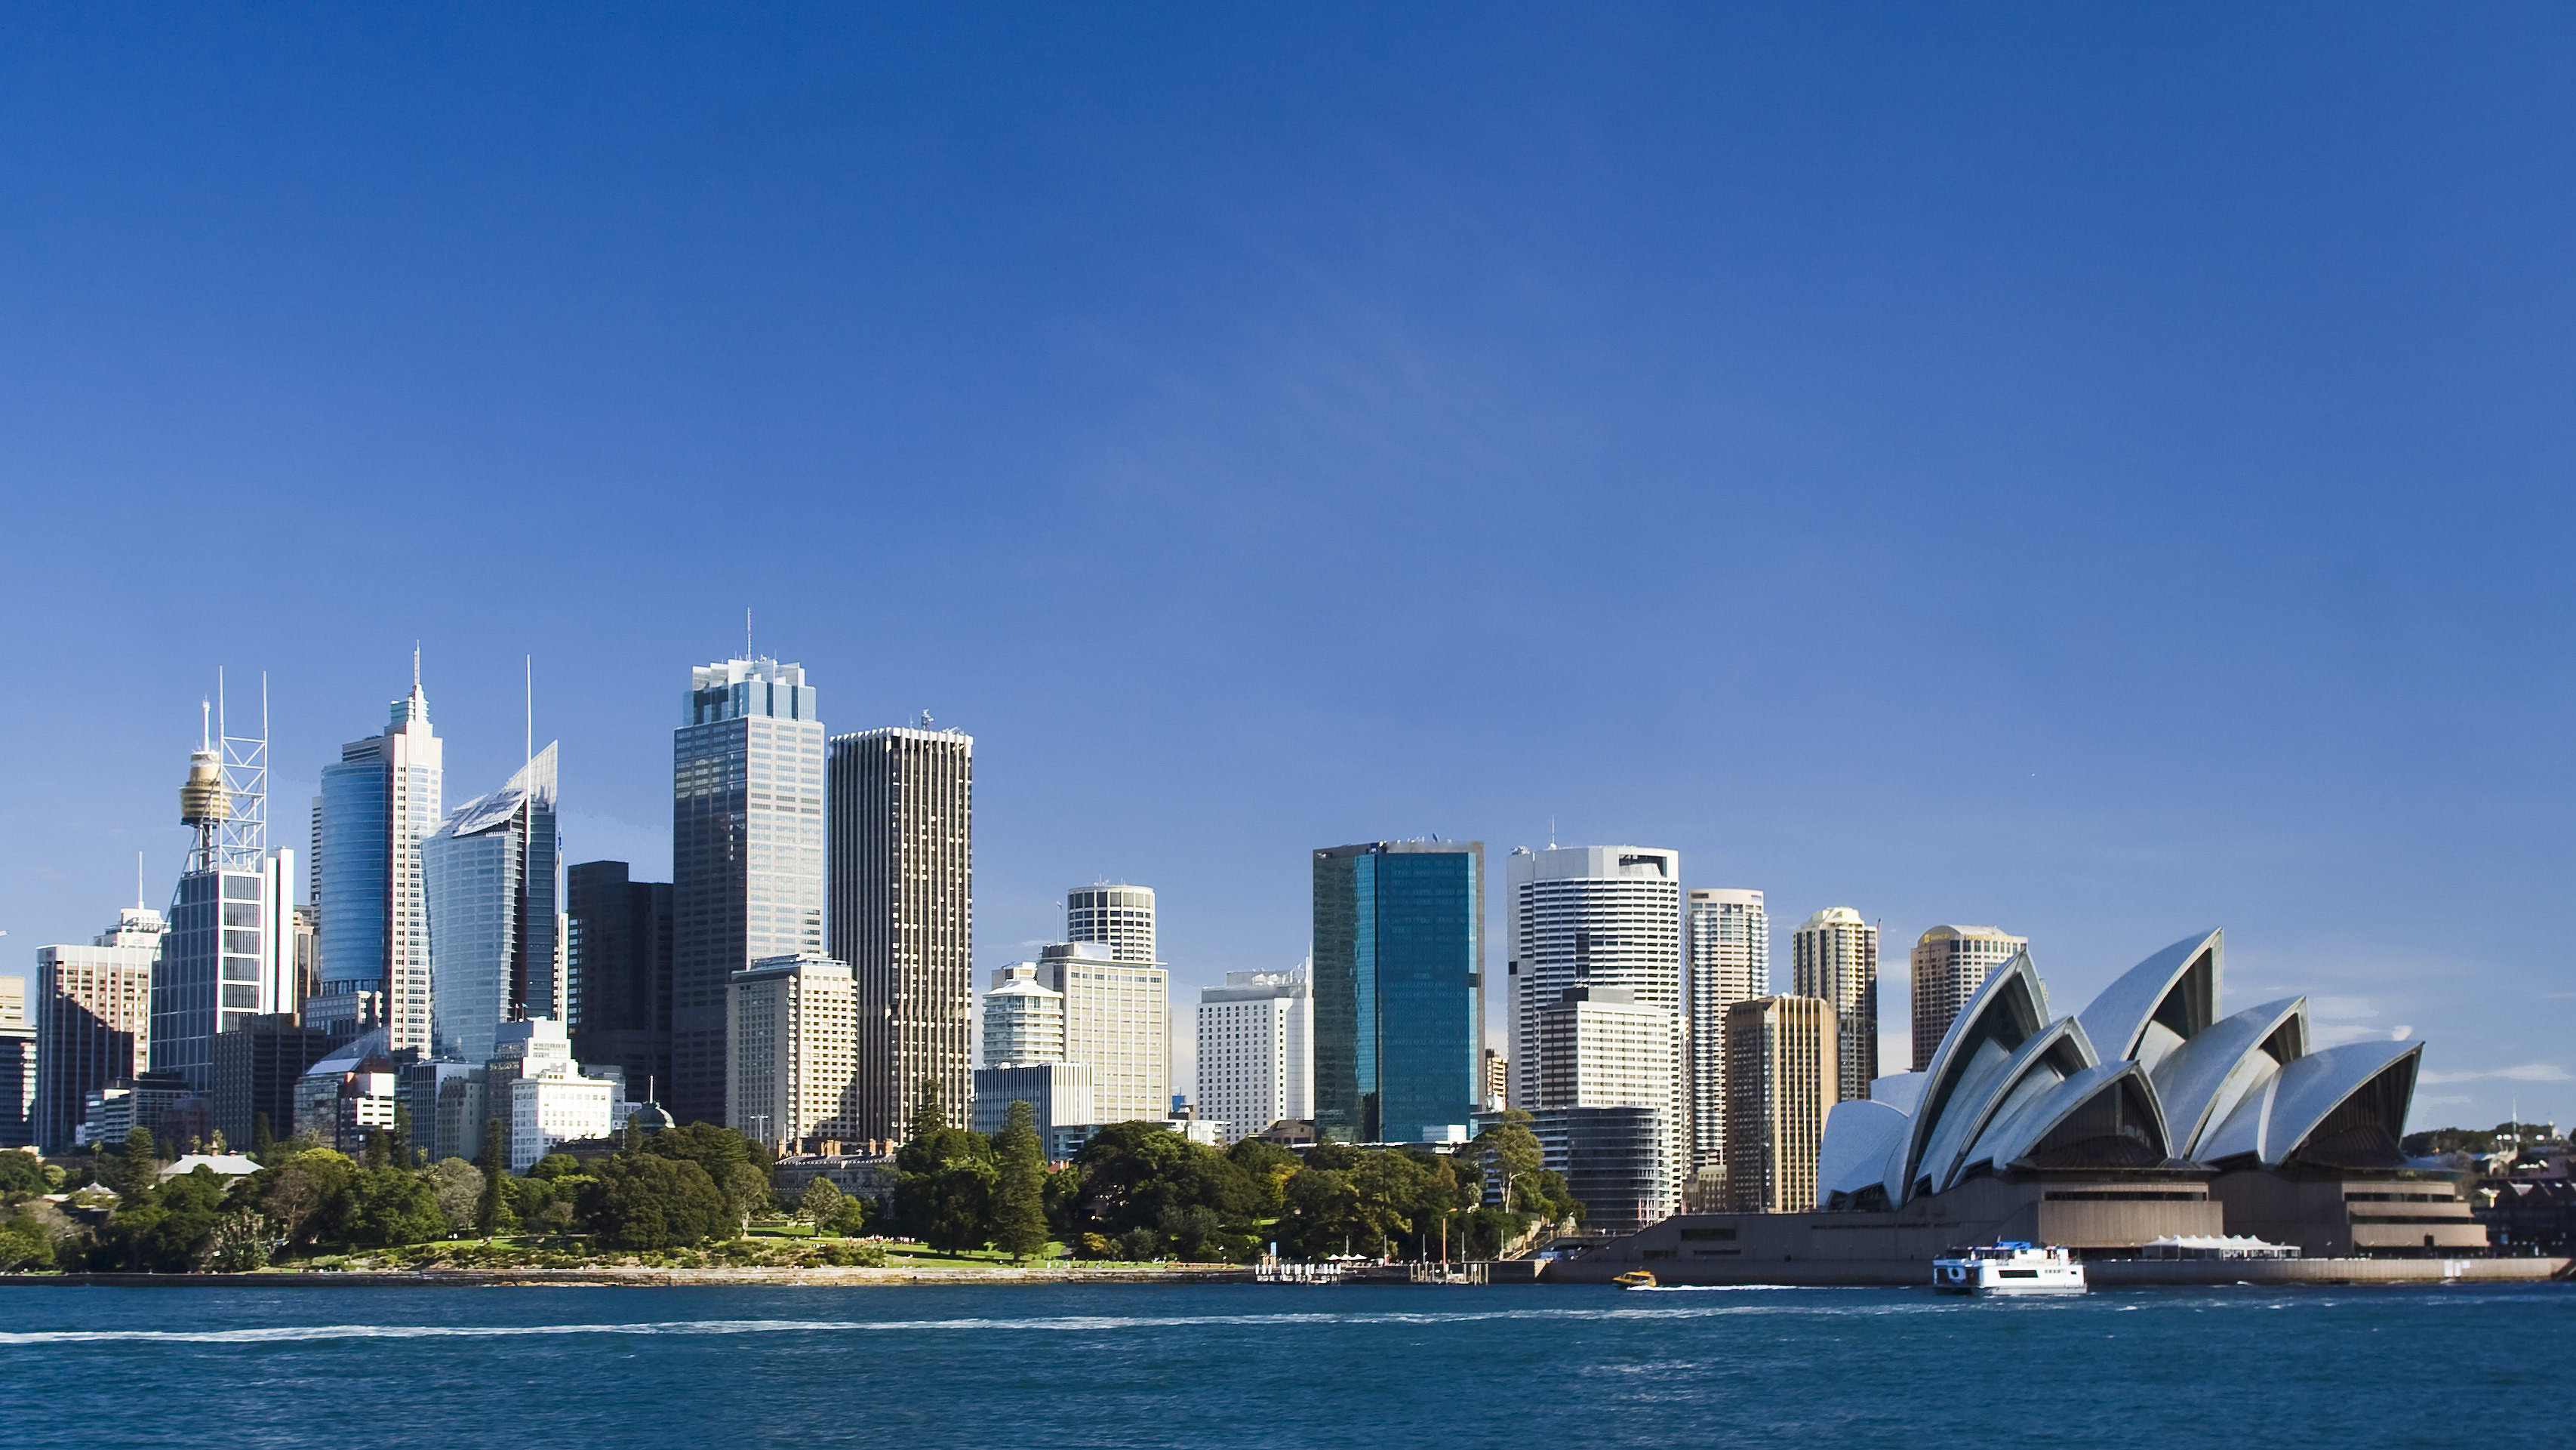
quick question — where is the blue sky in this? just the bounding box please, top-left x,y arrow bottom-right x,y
4,6 -> 2569,1125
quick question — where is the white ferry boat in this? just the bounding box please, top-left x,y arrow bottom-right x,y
1931,1242 -> 2087,1295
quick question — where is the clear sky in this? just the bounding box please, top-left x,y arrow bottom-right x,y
4,6 -> 2568,1127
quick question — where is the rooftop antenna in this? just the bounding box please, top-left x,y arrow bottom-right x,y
413,642 -> 421,694
525,654 -> 534,767
1548,816 -> 1556,849
136,851 -> 144,911
746,608 -> 754,660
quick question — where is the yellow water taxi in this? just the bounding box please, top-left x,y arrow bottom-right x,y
1611,1270 -> 1657,1290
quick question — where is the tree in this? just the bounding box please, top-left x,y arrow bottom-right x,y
894,1080 -> 996,1254
0,1209 -> 56,1270
429,1158 -> 482,1233
579,1153 -> 729,1249
1474,1112 -> 1544,1214
476,1119 -> 509,1237
797,1178 -> 846,1237
990,1100 -> 1049,1262
260,1149 -> 358,1248
1226,1137 -> 1300,1217
103,1126 -> 160,1200
391,1102 -> 417,1168
251,1113 -> 276,1163
97,1166 -> 229,1272
0,1152 -> 49,1196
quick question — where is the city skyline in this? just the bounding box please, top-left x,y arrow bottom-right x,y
7,9 -> 2571,1131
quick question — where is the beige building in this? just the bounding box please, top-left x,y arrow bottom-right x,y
1042,940 -> 1167,1125
34,907 -> 165,1151
1791,907 -> 1877,1102
730,952 -> 858,1152
1722,994 -> 1838,1213
1910,925 -> 2028,1071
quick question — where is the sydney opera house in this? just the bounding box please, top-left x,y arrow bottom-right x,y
1566,929 -> 2562,1285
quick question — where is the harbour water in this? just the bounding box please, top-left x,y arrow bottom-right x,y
2,1281 -> 2568,1447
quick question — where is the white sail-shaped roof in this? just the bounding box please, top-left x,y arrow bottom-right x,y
1965,1060 -> 2171,1176
1919,1017 -> 2098,1196
1887,950 -> 2051,1204
2076,929 -> 2221,1073
2258,1039 -> 2421,1168
1818,1098 -> 1911,1205
2148,996 -> 2307,1160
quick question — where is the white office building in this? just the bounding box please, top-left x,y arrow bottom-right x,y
1506,845 -> 1682,1114
1686,888 -> 1768,1184
488,1017 -> 617,1171
1066,884 -> 1156,965
1536,984 -> 1685,1221
1195,970 -> 1312,1144
728,952 -> 857,1152
982,962 -> 1066,1067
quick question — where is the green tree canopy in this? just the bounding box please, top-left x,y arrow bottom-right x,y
579,1153 -> 731,1249
990,1099 -> 1049,1262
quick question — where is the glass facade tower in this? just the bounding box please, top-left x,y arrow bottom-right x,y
671,657 -> 823,1127
1311,840 -> 1484,1144
566,860 -> 674,1105
425,743 -> 563,1066
311,668 -> 443,1051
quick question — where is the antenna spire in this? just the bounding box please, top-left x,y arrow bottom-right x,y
199,698 -> 211,752
525,654 -> 534,767
745,607 -> 754,660
413,642 -> 421,691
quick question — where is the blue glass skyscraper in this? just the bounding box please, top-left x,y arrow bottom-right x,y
424,742 -> 562,1065
1311,840 -> 1485,1144
310,661 -> 443,1052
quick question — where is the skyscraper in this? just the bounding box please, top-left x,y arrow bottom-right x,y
1041,940 -> 1168,1125
1910,924 -> 2029,1072
1534,984 -> 1685,1231
827,720 -> 971,1141
33,907 -> 164,1151
0,976 -> 33,1149
728,951 -> 857,1152
1722,993 -> 1837,1213
672,656 -> 825,1126
1066,884 -> 1156,964
158,690 -> 297,1091
566,860 -> 674,1104
1195,969 -> 1311,1144
311,659 -> 444,1051
1791,907 -> 1878,1101
1312,839 -> 1484,1144
425,743 -> 564,1064
1506,845 -> 1682,1121
1686,888 -> 1768,1183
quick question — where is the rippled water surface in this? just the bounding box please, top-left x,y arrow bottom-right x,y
3,1280 -> 2568,1447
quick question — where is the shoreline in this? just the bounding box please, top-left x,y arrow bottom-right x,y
1,1265 -> 1259,1288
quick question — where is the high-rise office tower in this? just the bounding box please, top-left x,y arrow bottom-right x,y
827,720 -> 972,1141
1041,940 -> 1168,1125
0,976 -> 33,1148
1066,885 -> 1156,965
981,962 -> 1066,1068
1507,846 -> 1682,1116
212,1013 -> 338,1150
1482,1047 -> 1507,1110
1722,994 -> 1837,1213
1910,925 -> 2029,1072
566,860 -> 674,1104
424,743 -> 563,1065
311,658 -> 444,1051
672,656 -> 825,1126
1312,840 -> 1484,1144
1791,907 -> 1878,1101
728,952 -> 857,1151
1196,969 -> 1311,1144
158,690 -> 297,1091
1686,888 -> 1768,1182
1534,984 -> 1686,1230
33,907 -> 165,1150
